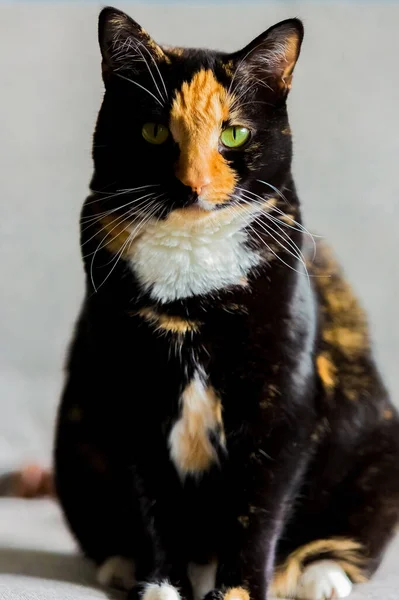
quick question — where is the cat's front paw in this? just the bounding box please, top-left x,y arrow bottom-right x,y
129,582 -> 181,600
97,555 -> 136,590
296,560 -> 352,600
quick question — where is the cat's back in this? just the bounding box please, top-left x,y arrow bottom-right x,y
310,241 -> 392,419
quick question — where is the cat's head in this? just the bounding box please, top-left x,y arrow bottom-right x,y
91,6 -> 303,221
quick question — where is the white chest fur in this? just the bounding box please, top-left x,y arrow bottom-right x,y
128,205 -> 261,303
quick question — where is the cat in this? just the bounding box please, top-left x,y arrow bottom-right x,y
54,7 -> 399,600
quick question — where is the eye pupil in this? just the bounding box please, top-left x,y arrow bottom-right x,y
233,127 -> 236,140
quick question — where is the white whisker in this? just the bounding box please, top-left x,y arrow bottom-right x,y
132,42 -> 166,104
228,40 -> 272,96
230,195 -> 310,284
236,194 -> 307,265
84,184 -> 159,207
235,185 -> 318,259
81,198 -> 152,247
93,203 -> 162,292
81,192 -> 158,227
115,72 -> 164,107
247,221 -> 310,279
81,193 -> 155,242
230,77 -> 273,111
116,184 -> 160,193
255,180 -> 291,205
136,40 -> 168,101
84,193 -> 166,260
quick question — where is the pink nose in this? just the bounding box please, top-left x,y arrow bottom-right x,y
180,173 -> 211,195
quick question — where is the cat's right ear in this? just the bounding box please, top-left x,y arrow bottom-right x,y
229,19 -> 304,98
98,7 -> 164,83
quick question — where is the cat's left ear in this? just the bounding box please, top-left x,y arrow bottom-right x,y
230,18 -> 304,96
98,7 -> 165,81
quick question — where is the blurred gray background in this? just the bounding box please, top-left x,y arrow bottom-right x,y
1,1 -> 398,469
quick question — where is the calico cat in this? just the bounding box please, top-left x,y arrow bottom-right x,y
55,7 -> 399,600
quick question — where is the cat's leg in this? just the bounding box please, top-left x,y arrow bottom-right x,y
271,420 -> 399,599
125,499 -> 193,600
56,442 -> 144,590
57,421 -> 190,597
202,423 -> 314,600
56,431 -> 149,590
126,547 -> 193,600
55,375 -> 155,590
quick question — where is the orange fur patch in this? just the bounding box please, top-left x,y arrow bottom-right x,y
169,378 -> 225,476
97,215 -> 132,256
271,538 -> 367,598
223,60 -> 234,77
96,212 -> 154,256
316,353 -> 337,392
170,69 -> 237,203
309,243 -> 372,402
280,33 -> 302,91
322,326 -> 366,358
311,245 -> 368,346
224,588 -> 249,600
162,196 -> 274,227
135,307 -> 200,335
166,205 -> 214,225
383,409 -> 393,420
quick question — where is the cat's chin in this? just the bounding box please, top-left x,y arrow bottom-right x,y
167,203 -> 217,225
197,196 -> 219,212
166,196 -> 234,224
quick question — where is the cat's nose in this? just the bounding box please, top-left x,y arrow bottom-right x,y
180,172 -> 211,195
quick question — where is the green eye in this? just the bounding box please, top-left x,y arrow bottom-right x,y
142,122 -> 169,145
220,125 -> 250,148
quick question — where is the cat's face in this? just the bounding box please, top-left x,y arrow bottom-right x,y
91,7 -> 303,222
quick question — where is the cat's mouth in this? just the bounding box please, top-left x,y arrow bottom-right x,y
167,204 -> 216,225
197,195 -> 219,212
166,193 -> 233,222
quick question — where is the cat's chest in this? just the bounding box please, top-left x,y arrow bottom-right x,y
167,367 -> 225,479
127,209 -> 261,303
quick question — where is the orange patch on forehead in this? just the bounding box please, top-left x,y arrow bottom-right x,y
170,69 -> 237,204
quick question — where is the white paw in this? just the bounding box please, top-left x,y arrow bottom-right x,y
297,560 -> 352,600
97,555 -> 136,590
142,582 -> 181,600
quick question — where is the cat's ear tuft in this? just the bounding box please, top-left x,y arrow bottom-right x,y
232,18 -> 304,96
98,7 -> 164,80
